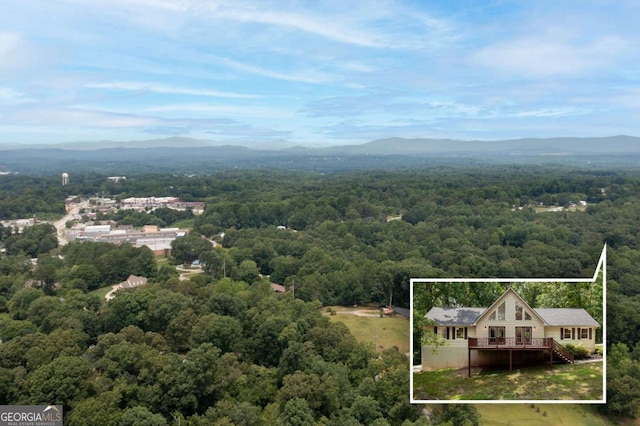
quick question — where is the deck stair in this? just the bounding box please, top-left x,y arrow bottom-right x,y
551,339 -> 574,363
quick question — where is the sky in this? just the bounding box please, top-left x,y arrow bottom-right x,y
0,0 -> 639,147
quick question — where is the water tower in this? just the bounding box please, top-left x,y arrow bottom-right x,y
62,173 -> 69,186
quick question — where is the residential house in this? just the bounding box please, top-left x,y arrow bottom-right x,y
422,288 -> 600,374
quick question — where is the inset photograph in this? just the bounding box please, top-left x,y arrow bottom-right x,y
411,263 -> 605,403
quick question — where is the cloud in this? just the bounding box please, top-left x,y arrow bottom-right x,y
0,32 -> 22,56
85,81 -> 261,99
212,7 -> 387,48
0,87 -> 34,104
146,103 -> 291,118
205,54 -> 335,84
0,32 -> 37,73
472,29 -> 630,77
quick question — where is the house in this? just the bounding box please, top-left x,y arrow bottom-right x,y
270,283 -> 286,293
119,275 -> 148,289
393,306 -> 410,318
422,288 -> 600,375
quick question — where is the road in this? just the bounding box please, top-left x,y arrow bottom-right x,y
53,200 -> 90,246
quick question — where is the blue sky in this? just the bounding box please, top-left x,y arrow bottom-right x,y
0,0 -> 638,147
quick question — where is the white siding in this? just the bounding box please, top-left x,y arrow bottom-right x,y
475,291 -> 545,340
545,326 -> 596,352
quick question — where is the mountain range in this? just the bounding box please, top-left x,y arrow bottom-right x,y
1,136 -> 638,174
2,135 -> 639,155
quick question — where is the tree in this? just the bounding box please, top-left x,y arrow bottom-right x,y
118,406 -> 168,426
191,314 -> 243,354
67,263 -> 102,290
67,390 -> 123,426
145,289 -> 192,333
277,398 -> 314,426
0,319 -> 37,342
8,288 -> 43,320
237,259 -> 260,283
26,355 -> 94,407
349,395 -> 383,425
171,235 -> 213,264
103,289 -> 152,332
435,405 -> 481,426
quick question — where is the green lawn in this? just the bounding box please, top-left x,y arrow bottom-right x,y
172,219 -> 195,229
414,362 -> 603,401
326,309 -> 410,353
476,404 -> 613,426
88,285 -> 114,300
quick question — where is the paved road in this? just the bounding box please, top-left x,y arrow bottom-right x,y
52,200 -> 89,246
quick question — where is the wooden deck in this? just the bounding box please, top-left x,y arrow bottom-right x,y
468,337 -> 552,349
466,337 -> 574,377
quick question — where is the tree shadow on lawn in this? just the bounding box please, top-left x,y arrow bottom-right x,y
413,362 -> 603,401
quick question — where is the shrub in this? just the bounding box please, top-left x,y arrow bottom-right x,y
330,310 -> 337,316
326,307 -> 332,313
563,343 -> 590,359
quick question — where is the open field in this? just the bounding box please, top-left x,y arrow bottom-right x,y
325,307 -> 410,353
88,285 -> 114,300
476,404 -> 613,426
414,362 -> 603,401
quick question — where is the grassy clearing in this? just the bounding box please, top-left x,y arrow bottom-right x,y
476,404 -> 613,426
172,219 -> 195,229
0,312 -> 10,320
326,309 -> 410,353
414,362 -> 603,401
88,285 -> 114,300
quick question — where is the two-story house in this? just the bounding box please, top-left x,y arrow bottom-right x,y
422,287 -> 600,375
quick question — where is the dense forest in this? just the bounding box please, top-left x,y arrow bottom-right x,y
1,166 -> 640,423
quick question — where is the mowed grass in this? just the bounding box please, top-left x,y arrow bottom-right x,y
476,404 -> 614,426
88,285 -> 114,300
325,308 -> 410,353
414,362 -> 603,401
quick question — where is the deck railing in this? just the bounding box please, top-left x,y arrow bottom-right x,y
468,337 -> 553,349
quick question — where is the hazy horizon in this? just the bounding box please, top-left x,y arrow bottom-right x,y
1,1 -> 639,147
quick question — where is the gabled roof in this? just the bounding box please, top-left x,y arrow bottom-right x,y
473,287 -> 547,325
426,307 -> 485,326
393,307 -> 410,318
534,308 -> 600,327
270,283 -> 286,293
424,287 -> 600,328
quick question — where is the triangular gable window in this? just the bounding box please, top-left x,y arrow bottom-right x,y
524,311 -> 532,320
516,302 -> 523,320
497,301 -> 505,320
489,311 -> 496,320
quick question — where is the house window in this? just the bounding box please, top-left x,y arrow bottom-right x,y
515,302 -> 522,320
456,327 -> 466,339
489,311 -> 496,320
563,328 -> 572,339
489,326 -> 506,344
524,311 -> 532,320
497,301 -> 505,320
581,328 -> 589,339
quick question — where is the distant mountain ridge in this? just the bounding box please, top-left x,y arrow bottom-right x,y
1,135 -> 639,174
324,135 -> 640,155
2,135 -> 638,155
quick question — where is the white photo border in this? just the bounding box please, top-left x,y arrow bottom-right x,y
410,244 -> 607,404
